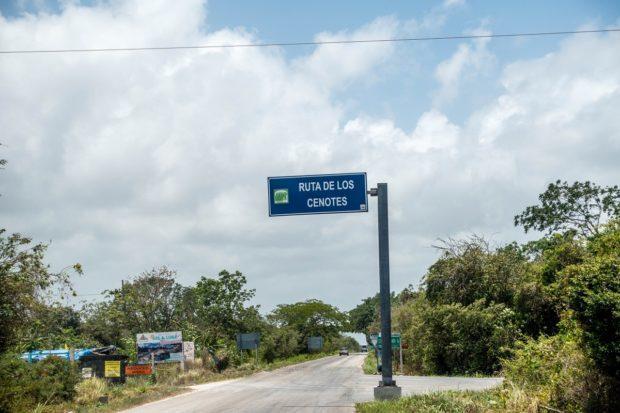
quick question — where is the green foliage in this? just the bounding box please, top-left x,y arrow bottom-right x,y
82,266 -> 187,348
514,180 -> 620,237
362,352 -> 378,375
0,229 -> 80,353
22,304 -> 98,351
0,354 -> 79,412
503,334 -> 589,410
421,237 -> 558,338
356,389 -> 515,413
563,221 -> 620,378
326,335 -> 360,353
503,334 -> 618,412
193,270 -> 257,346
74,377 -> 107,405
424,237 -> 527,308
399,296 -> 518,375
348,295 -> 379,333
261,326 -> 300,363
268,299 -> 347,353
0,353 -> 31,412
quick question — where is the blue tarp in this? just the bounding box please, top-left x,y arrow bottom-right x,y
21,348 -> 94,362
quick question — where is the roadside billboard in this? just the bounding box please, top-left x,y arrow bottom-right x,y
308,336 -> 324,351
236,332 -> 260,350
136,331 -> 183,364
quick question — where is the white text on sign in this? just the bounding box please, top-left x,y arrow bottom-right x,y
298,179 -> 355,192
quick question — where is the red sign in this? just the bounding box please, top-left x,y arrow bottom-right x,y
126,364 -> 152,375
401,343 -> 409,349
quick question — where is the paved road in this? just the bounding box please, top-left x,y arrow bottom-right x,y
123,354 -> 502,413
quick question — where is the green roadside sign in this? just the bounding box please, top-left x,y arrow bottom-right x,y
371,333 -> 400,350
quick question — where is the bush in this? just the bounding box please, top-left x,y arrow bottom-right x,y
31,356 -> 80,403
0,354 -> 79,412
563,222 -> 620,378
503,334 -> 618,412
0,354 -> 32,412
402,297 -> 518,375
424,238 -> 527,308
261,326 -> 299,363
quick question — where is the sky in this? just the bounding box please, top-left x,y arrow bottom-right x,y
1,0 -> 619,313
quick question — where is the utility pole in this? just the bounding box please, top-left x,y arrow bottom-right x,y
369,183 -> 401,400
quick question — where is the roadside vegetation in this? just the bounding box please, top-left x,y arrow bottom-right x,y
1,149 -> 618,412
362,352 -> 377,375
0,153 -> 359,412
0,250 -> 356,413
19,352 -> 332,413
353,181 -> 620,412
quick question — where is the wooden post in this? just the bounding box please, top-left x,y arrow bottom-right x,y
181,342 -> 186,372
399,340 -> 403,374
150,353 -> 156,383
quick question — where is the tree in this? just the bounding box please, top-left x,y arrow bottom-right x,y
268,299 -> 347,352
193,270 -> 257,346
348,295 -> 379,334
0,230 -> 80,352
83,266 -> 185,346
423,237 -> 527,307
514,180 -> 620,237
260,326 -> 300,363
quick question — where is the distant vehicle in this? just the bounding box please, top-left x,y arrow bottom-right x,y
361,345 -> 368,352
339,348 -> 349,356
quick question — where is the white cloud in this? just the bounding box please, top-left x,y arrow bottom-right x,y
434,26 -> 495,104
294,16 -> 398,90
443,0 -> 466,9
0,2 -> 618,312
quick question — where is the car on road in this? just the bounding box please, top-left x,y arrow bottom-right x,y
339,348 -> 349,356
360,345 -> 368,352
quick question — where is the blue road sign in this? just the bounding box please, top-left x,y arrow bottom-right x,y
268,173 -> 368,216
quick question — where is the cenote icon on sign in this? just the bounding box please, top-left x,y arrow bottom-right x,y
273,189 -> 289,204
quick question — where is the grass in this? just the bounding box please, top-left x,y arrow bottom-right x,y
355,384 -> 540,413
363,352 -> 378,375
40,352 -> 335,413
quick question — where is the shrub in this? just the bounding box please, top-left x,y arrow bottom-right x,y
424,238 -> 527,307
0,354 -> 32,412
0,354 -> 79,412
261,326 -> 299,363
403,297 -> 518,375
563,222 -> 620,379
503,334 -> 618,412
30,356 -> 79,404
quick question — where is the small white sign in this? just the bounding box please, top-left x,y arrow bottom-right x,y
183,341 -> 195,361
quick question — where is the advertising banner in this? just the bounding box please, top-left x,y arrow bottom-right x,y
136,331 -> 183,364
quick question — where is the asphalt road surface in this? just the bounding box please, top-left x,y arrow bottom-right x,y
123,354 -> 502,413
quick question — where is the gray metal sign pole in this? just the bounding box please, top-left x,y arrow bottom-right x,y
376,183 -> 393,385
370,184 -> 401,398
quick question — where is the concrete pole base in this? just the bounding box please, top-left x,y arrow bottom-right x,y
374,382 -> 402,401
